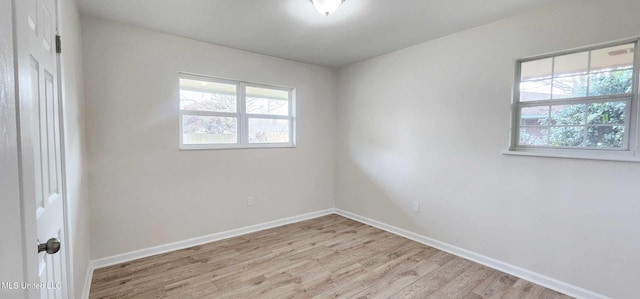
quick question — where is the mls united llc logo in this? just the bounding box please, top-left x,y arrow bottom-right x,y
1,282 -> 62,290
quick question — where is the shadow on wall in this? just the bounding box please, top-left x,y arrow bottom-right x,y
341,133 -> 428,233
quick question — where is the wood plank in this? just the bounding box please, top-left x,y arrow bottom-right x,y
389,256 -> 474,298
425,263 -> 496,298
471,270 -> 518,298
501,279 -> 547,299
89,215 -> 574,299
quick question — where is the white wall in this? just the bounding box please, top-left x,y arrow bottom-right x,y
59,0 -> 91,297
81,17 -> 337,259
336,1 -> 640,298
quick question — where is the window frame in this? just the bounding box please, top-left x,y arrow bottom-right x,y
508,38 -> 640,160
178,73 -> 296,150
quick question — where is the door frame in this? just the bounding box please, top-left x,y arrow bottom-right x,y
0,0 -> 27,295
11,0 -> 74,297
54,0 -> 75,296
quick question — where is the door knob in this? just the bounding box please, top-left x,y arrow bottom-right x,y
38,238 -> 61,254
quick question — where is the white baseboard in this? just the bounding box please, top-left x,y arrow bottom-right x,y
91,209 -> 335,270
81,262 -> 93,299
334,209 -> 609,299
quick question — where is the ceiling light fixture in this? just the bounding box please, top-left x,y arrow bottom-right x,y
310,0 -> 345,16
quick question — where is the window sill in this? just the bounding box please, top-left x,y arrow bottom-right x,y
502,149 -> 640,163
180,143 -> 296,151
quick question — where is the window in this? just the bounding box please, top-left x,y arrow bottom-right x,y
179,74 -> 295,149
511,40 -> 639,158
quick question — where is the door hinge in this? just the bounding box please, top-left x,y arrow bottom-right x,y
55,35 -> 61,54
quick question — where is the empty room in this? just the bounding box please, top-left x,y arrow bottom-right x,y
3,0 -> 640,298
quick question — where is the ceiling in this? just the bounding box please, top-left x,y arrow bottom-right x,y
76,0 -> 558,68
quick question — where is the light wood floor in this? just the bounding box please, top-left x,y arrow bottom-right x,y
90,214 -> 573,299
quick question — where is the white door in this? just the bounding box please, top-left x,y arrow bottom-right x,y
14,0 -> 68,297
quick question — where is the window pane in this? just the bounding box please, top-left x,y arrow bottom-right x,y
520,106 -> 549,126
248,118 -> 289,143
246,86 -> 289,116
588,69 -> 633,96
590,43 -> 635,73
588,101 -> 626,125
586,126 -> 624,148
519,127 -> 548,146
549,127 -> 584,147
550,104 -> 586,125
552,75 -> 588,99
521,58 -> 552,81
554,52 -> 588,77
182,115 -> 237,144
520,80 -> 551,101
180,78 -> 237,113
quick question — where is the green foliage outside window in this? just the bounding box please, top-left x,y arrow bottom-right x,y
521,70 -> 631,148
